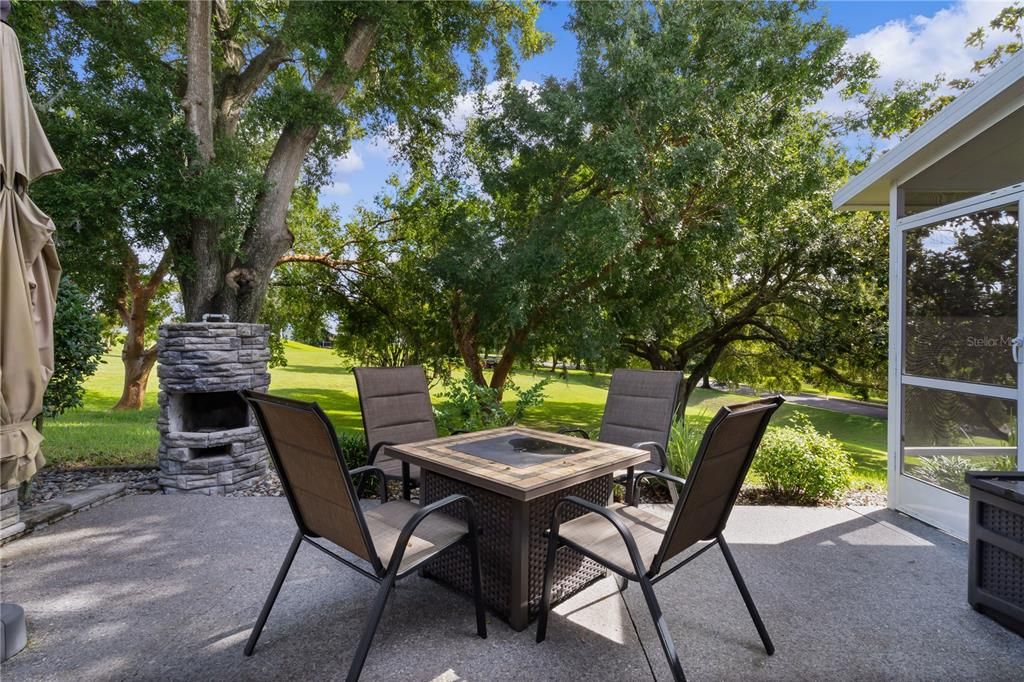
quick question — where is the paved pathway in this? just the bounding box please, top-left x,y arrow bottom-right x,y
781,394 -> 888,420
710,383 -> 887,420
2,496 -> 1021,680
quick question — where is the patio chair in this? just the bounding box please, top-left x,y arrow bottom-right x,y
353,366 -> 438,500
560,368 -> 682,501
239,390 -> 486,681
537,396 -> 784,682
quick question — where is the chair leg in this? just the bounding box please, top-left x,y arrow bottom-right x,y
468,532 -> 487,639
346,572 -> 397,682
534,530 -> 560,643
637,574 -> 687,682
244,530 -> 302,656
718,535 -> 774,655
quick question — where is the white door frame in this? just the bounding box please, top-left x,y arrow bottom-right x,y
888,184 -> 1024,539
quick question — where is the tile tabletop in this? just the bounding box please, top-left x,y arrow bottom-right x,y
385,426 -> 650,501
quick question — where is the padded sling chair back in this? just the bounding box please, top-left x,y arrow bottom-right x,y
600,368 -> 682,467
353,365 -> 438,499
560,369 -> 682,499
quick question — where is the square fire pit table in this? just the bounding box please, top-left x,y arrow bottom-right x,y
385,426 -> 650,631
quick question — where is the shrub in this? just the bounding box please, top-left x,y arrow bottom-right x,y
44,278 -> 106,418
434,374 -> 551,434
667,410 -> 709,477
753,414 -> 853,504
337,431 -> 369,470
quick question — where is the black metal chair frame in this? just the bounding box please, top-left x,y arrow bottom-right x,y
239,391 -> 487,681
364,431 -> 467,501
365,438 -> 413,499
537,397 -> 783,682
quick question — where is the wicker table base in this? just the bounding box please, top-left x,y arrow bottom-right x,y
421,469 -> 611,631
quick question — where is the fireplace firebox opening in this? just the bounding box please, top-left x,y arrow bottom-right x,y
170,391 -> 249,433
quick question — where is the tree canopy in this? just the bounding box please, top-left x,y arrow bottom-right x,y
338,0 -> 888,402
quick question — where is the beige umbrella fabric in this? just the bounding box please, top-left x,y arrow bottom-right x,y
0,21 -> 62,489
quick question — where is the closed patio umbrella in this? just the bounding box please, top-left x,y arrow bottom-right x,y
0,18 -> 62,491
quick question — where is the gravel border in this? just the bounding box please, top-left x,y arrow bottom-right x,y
21,467 -> 161,510
20,467 -> 885,509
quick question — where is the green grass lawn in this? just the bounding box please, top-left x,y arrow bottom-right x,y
42,341 -> 887,486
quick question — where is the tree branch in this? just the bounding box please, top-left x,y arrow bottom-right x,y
276,252 -> 365,273
184,0 -> 215,163
240,16 -> 380,309
137,250 -> 171,295
214,1 -> 292,136
747,319 -> 881,392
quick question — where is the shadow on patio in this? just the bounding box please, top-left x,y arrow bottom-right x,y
1,497 -> 1021,680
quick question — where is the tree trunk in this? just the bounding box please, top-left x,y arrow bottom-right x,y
184,1 -> 215,162
115,342 -> 157,410
450,292 -> 486,386
455,328 -> 486,386
178,13 -> 379,322
113,285 -> 160,410
179,0 -> 226,322
113,252 -> 170,410
489,327 -> 530,399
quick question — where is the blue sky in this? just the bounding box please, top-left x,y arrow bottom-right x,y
320,1 -> 1014,219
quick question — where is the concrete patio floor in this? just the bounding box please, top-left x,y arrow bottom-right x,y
1,496 -> 1022,681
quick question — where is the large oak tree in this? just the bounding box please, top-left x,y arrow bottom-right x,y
173,0 -> 546,322
18,0 -> 545,408
32,0 -> 546,323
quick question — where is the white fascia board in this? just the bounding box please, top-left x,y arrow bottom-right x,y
833,51 -> 1024,212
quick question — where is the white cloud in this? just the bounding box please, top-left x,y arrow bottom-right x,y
817,0 -> 1015,118
849,1 -> 1010,87
320,180 -> 352,201
447,79 -> 541,134
318,150 -> 362,208
363,133 -> 396,158
332,149 -> 364,174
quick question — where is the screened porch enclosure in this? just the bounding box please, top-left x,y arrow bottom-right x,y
834,52 -> 1024,538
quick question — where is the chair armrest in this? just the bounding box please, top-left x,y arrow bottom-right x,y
549,496 -> 648,578
386,494 -> 477,575
557,427 -> 591,439
368,440 -> 395,464
634,469 -> 686,488
350,465 -> 388,502
631,470 -> 686,507
630,441 -> 667,470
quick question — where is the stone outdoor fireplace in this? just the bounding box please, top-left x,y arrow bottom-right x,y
156,317 -> 271,494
